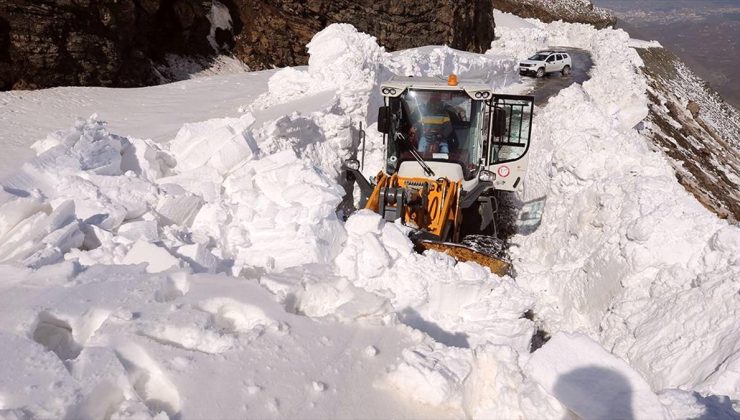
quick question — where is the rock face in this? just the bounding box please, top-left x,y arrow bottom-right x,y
0,0 -> 494,89
492,0 -> 615,29
229,0 -> 495,70
0,0 -> 217,90
637,47 -> 740,222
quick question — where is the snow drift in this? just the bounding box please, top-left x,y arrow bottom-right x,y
0,16 -> 737,420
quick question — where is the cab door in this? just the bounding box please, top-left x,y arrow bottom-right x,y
545,55 -> 556,72
484,94 -> 535,192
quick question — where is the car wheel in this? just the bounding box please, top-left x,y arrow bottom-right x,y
536,68 -> 545,78
562,65 -> 571,76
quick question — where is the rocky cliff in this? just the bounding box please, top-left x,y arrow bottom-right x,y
229,0 -> 494,70
0,0 -> 494,90
637,47 -> 740,222
0,0 -> 217,90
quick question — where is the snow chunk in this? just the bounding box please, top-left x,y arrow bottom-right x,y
387,344 -> 471,408
528,333 -> 668,420
0,189 -> 47,240
176,243 -> 219,273
118,220 -> 159,242
254,23 -> 387,121
155,271 -> 190,302
121,137 -> 175,181
364,345 -> 378,357
222,150 -> 347,273
0,332 -> 78,418
155,186 -> 204,227
156,166 -> 223,203
198,297 -> 273,332
344,209 -> 382,236
0,200 -> 84,267
312,381 -> 327,392
122,240 -> 181,273
169,113 -> 258,175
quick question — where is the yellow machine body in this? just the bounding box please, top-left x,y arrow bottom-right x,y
365,172 -> 463,240
364,172 -> 509,276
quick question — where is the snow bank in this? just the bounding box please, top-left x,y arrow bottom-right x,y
0,117 -> 170,268
493,7 -> 740,402
335,210 -> 534,350
247,24 -> 522,182
528,333 -> 667,419
169,113 -> 258,175
0,264 -> 455,419
1,16 -> 737,419
250,23 -> 386,122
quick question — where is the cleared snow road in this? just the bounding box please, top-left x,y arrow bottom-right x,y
526,48 -> 593,105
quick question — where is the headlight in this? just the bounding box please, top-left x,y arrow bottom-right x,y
344,159 -> 360,171
479,170 -> 495,182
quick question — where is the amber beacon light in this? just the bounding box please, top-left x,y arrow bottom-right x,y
447,74 -> 458,86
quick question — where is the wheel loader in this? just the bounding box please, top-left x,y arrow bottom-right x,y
344,74 -> 534,276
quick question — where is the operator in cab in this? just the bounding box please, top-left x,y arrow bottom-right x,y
416,92 -> 456,154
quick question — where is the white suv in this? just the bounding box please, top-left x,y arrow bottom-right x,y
519,51 -> 572,78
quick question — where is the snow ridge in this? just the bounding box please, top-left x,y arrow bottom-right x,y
492,10 -> 740,402
0,17 -> 738,420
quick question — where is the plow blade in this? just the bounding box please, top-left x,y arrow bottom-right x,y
414,239 -> 510,277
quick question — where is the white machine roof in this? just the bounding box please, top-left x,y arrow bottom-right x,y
380,75 -> 492,99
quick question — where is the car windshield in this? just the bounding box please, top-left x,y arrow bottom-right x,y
386,89 -> 483,178
528,53 -> 549,61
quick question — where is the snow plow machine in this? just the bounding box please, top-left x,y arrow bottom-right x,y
344,75 -> 534,276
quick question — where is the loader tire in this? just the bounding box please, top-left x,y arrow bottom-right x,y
460,199 -> 495,238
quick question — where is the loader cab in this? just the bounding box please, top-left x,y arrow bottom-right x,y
384,88 -> 484,181
378,76 -> 493,188
377,76 -> 534,192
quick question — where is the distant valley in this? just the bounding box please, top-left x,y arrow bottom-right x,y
594,0 -> 740,110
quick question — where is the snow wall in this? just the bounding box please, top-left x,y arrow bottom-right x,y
0,18 -> 738,419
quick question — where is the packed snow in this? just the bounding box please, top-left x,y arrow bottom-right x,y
0,11 -> 738,420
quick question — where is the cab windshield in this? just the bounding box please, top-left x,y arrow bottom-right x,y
528,53 -> 549,61
386,89 -> 483,179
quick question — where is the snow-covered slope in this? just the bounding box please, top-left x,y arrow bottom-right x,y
492,9 -> 740,404
636,46 -> 740,222
0,16 -> 738,420
0,69 -> 272,181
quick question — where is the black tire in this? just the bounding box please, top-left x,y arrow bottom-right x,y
536,67 -> 545,78
460,201 -> 495,238
562,65 -> 571,76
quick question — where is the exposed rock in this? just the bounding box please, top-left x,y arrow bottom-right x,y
0,0 -> 215,90
0,0 -> 494,89
687,100 -> 700,118
492,0 -> 615,29
637,47 -> 740,223
229,0 -> 495,70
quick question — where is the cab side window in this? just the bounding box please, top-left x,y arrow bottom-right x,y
556,54 -> 563,61
546,55 -> 555,63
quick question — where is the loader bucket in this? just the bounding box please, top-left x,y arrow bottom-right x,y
414,239 -> 511,277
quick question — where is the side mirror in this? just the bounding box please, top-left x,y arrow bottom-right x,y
478,170 -> 495,182
343,158 -> 360,171
493,107 -> 507,138
377,106 -> 389,134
